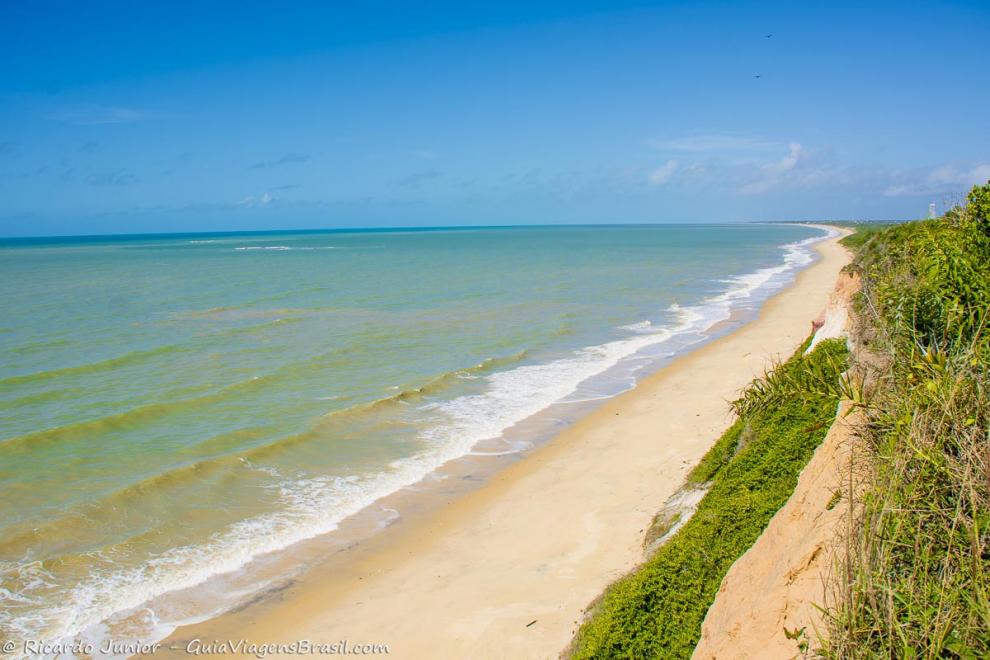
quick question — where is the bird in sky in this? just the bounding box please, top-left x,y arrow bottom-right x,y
765,33 -> 773,38
754,74 -> 761,78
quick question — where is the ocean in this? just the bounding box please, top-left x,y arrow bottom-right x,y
0,223 -> 830,648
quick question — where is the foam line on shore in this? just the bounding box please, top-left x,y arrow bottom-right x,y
0,226 -> 837,650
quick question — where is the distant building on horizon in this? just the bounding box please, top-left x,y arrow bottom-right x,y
928,203 -> 937,219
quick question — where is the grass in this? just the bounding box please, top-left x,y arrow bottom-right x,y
820,196 -> 990,657
568,338 -> 849,659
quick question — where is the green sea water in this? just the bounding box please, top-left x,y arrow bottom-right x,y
0,223 -> 828,646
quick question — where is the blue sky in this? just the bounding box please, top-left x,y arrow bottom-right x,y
1,0 -> 988,236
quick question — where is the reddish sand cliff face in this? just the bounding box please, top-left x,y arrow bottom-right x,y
693,271 -> 861,660
692,406 -> 861,660
807,270 -> 860,354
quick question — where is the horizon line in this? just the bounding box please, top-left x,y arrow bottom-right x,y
0,218 -> 905,243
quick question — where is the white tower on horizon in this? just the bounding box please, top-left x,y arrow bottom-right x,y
928,203 -> 936,219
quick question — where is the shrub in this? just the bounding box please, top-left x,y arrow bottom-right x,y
968,180 -> 990,234
821,214 -> 990,657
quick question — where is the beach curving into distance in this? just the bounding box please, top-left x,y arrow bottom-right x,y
162,226 -> 852,658
0,224 -> 831,648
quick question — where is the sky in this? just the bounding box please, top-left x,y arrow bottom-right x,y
1,0 -> 988,236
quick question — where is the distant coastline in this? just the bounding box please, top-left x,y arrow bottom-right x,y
0,220 -> 846,243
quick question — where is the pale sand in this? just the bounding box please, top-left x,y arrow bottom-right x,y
165,226 -> 852,659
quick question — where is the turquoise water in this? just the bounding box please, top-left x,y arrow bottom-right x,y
0,223 -> 827,645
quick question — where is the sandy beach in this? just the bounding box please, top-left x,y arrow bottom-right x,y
164,226 -> 852,659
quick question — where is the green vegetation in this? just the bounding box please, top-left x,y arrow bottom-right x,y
826,489 -> 842,511
821,184 -> 990,657
838,223 -> 892,251
968,180 -> 990,232
568,189 -> 990,658
683,419 -> 743,485
569,339 -> 848,659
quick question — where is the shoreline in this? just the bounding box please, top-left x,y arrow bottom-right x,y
163,225 -> 852,657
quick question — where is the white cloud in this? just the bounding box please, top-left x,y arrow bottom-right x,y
643,130 -> 988,203
882,163 -> 990,197
928,164 -> 990,187
237,191 -> 276,207
648,159 -> 678,186
769,142 -> 803,173
971,165 -> 990,183
737,142 -> 805,194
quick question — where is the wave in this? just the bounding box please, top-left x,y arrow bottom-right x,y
618,320 -> 653,333
0,226 -> 834,648
0,344 -> 185,388
0,386 -> 86,411
0,450 -> 250,559
0,375 -> 275,451
240,350 -> 529,462
0,351 -> 533,644
1,318 -> 308,391
0,341 -> 369,453
216,316 -> 305,337
7,338 -> 75,356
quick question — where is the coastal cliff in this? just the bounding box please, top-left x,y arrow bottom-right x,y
568,239 -> 854,658
571,188 -> 990,659
693,270 -> 861,659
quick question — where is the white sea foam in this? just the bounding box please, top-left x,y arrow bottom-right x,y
2,225 -> 834,655
378,508 -> 401,529
618,320 -> 653,332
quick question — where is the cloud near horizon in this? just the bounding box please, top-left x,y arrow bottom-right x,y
668,141 -> 988,201
647,160 -> 678,186
883,163 -> 990,198
237,191 -> 277,207
737,142 -> 806,195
